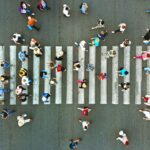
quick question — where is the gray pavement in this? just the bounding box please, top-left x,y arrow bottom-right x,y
0,0 -> 150,150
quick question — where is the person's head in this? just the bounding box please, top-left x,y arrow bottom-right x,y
147,53 -> 150,58
124,71 -> 129,75
28,16 -> 32,20
122,25 -> 126,29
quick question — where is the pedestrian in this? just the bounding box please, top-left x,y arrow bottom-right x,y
89,36 -> 100,47
116,130 -> 129,145
40,70 -> 49,78
133,51 -> 150,61
49,78 -> 57,86
0,88 -> 10,96
63,4 -> 70,17
116,67 -> 129,77
142,95 -> 150,106
0,60 -> 10,69
139,109 -> 150,120
142,29 -> 150,45
21,76 -> 32,86
73,61 -> 81,71
86,64 -> 95,71
97,30 -> 108,41
15,85 -> 26,95
118,82 -> 130,91
18,51 -> 28,62
0,75 -> 10,84
97,72 -> 107,80
104,49 -> 117,59
78,119 -> 90,131
91,19 -> 105,30
143,67 -> 150,75
120,39 -> 131,48
11,33 -> 25,45
0,109 -> 15,119
55,49 -> 64,60
112,23 -> 127,34
69,138 -> 81,150
33,47 -> 43,57
19,1 -> 35,16
80,2 -> 88,14
56,64 -> 66,72
19,68 -> 28,77
74,40 -> 87,51
77,79 -> 87,89
29,38 -> 41,50
48,61 -> 57,69
17,93 -> 30,102
42,92 -> 51,104
37,0 -> 50,11
17,114 -> 32,127
27,16 -> 40,31
77,107 -> 91,116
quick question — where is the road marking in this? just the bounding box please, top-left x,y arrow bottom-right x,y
10,46 -> 16,105
112,46 -> 119,104
44,46 -> 51,104
33,54 -> 40,104
123,46 -> 130,104
0,46 -> 5,101
100,46 -> 107,104
21,46 -> 28,105
147,46 -> 150,95
66,46 -> 73,104
78,47 -> 85,104
135,46 -> 142,104
89,46 -> 95,104
55,46 -> 62,104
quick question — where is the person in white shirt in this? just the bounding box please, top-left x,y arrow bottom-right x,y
116,130 -> 129,145
11,33 -> 25,44
17,114 -> 32,127
120,39 -> 131,48
112,23 -> 127,34
78,119 -> 90,131
21,76 -> 32,86
139,109 -> 150,120
63,4 -> 70,17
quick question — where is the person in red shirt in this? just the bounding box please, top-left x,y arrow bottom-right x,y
56,64 -> 66,72
27,16 -> 40,31
77,107 -> 91,116
142,95 -> 150,106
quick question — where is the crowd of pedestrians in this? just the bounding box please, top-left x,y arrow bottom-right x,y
0,0 -> 150,149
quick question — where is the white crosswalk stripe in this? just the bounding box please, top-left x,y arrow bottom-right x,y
135,46 -> 142,104
2,45 -> 149,105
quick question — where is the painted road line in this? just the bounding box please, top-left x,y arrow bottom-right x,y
66,46 -> 73,104
147,46 -> 150,95
89,46 -> 95,104
0,46 -> 5,101
100,46 -> 107,104
123,46 -> 130,104
44,46 -> 51,104
21,46 -> 28,105
78,47 -> 85,104
55,46 -> 62,104
112,46 -> 119,104
33,55 -> 40,104
10,46 -> 16,105
135,46 -> 142,104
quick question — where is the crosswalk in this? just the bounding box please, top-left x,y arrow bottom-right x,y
0,45 -> 148,105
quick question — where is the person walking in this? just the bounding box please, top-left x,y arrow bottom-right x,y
69,138 -> 81,150
73,61 -> 81,71
112,23 -> 127,34
97,72 -> 107,80
18,51 -> 28,62
86,64 -> 95,71
77,107 -> 91,116
74,40 -> 88,51
91,19 -> 105,30
19,68 -> 28,77
89,36 -> 101,47
77,79 -> 87,89
142,28 -> 150,45
116,130 -> 129,145
142,95 -> 150,106
118,82 -> 130,91
15,85 -> 26,96
29,38 -> 41,50
33,47 -> 43,57
37,0 -> 50,11
11,33 -> 25,45
17,93 -> 30,102
21,76 -> 32,86
49,78 -> 57,86
56,64 -> 66,72
78,119 -> 90,131
80,2 -> 88,14
0,109 -> 15,119
0,60 -> 10,69
133,51 -> 150,61
27,16 -> 40,31
17,114 -> 32,127
40,70 -> 49,79
63,4 -> 70,17
42,92 -> 51,104
116,67 -> 129,77
139,109 -> 150,120
143,67 -> 150,75
120,39 -> 131,48
55,49 -> 64,60
0,75 -> 10,84
104,49 -> 117,59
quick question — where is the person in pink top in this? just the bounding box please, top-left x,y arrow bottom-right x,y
133,51 -> 150,60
